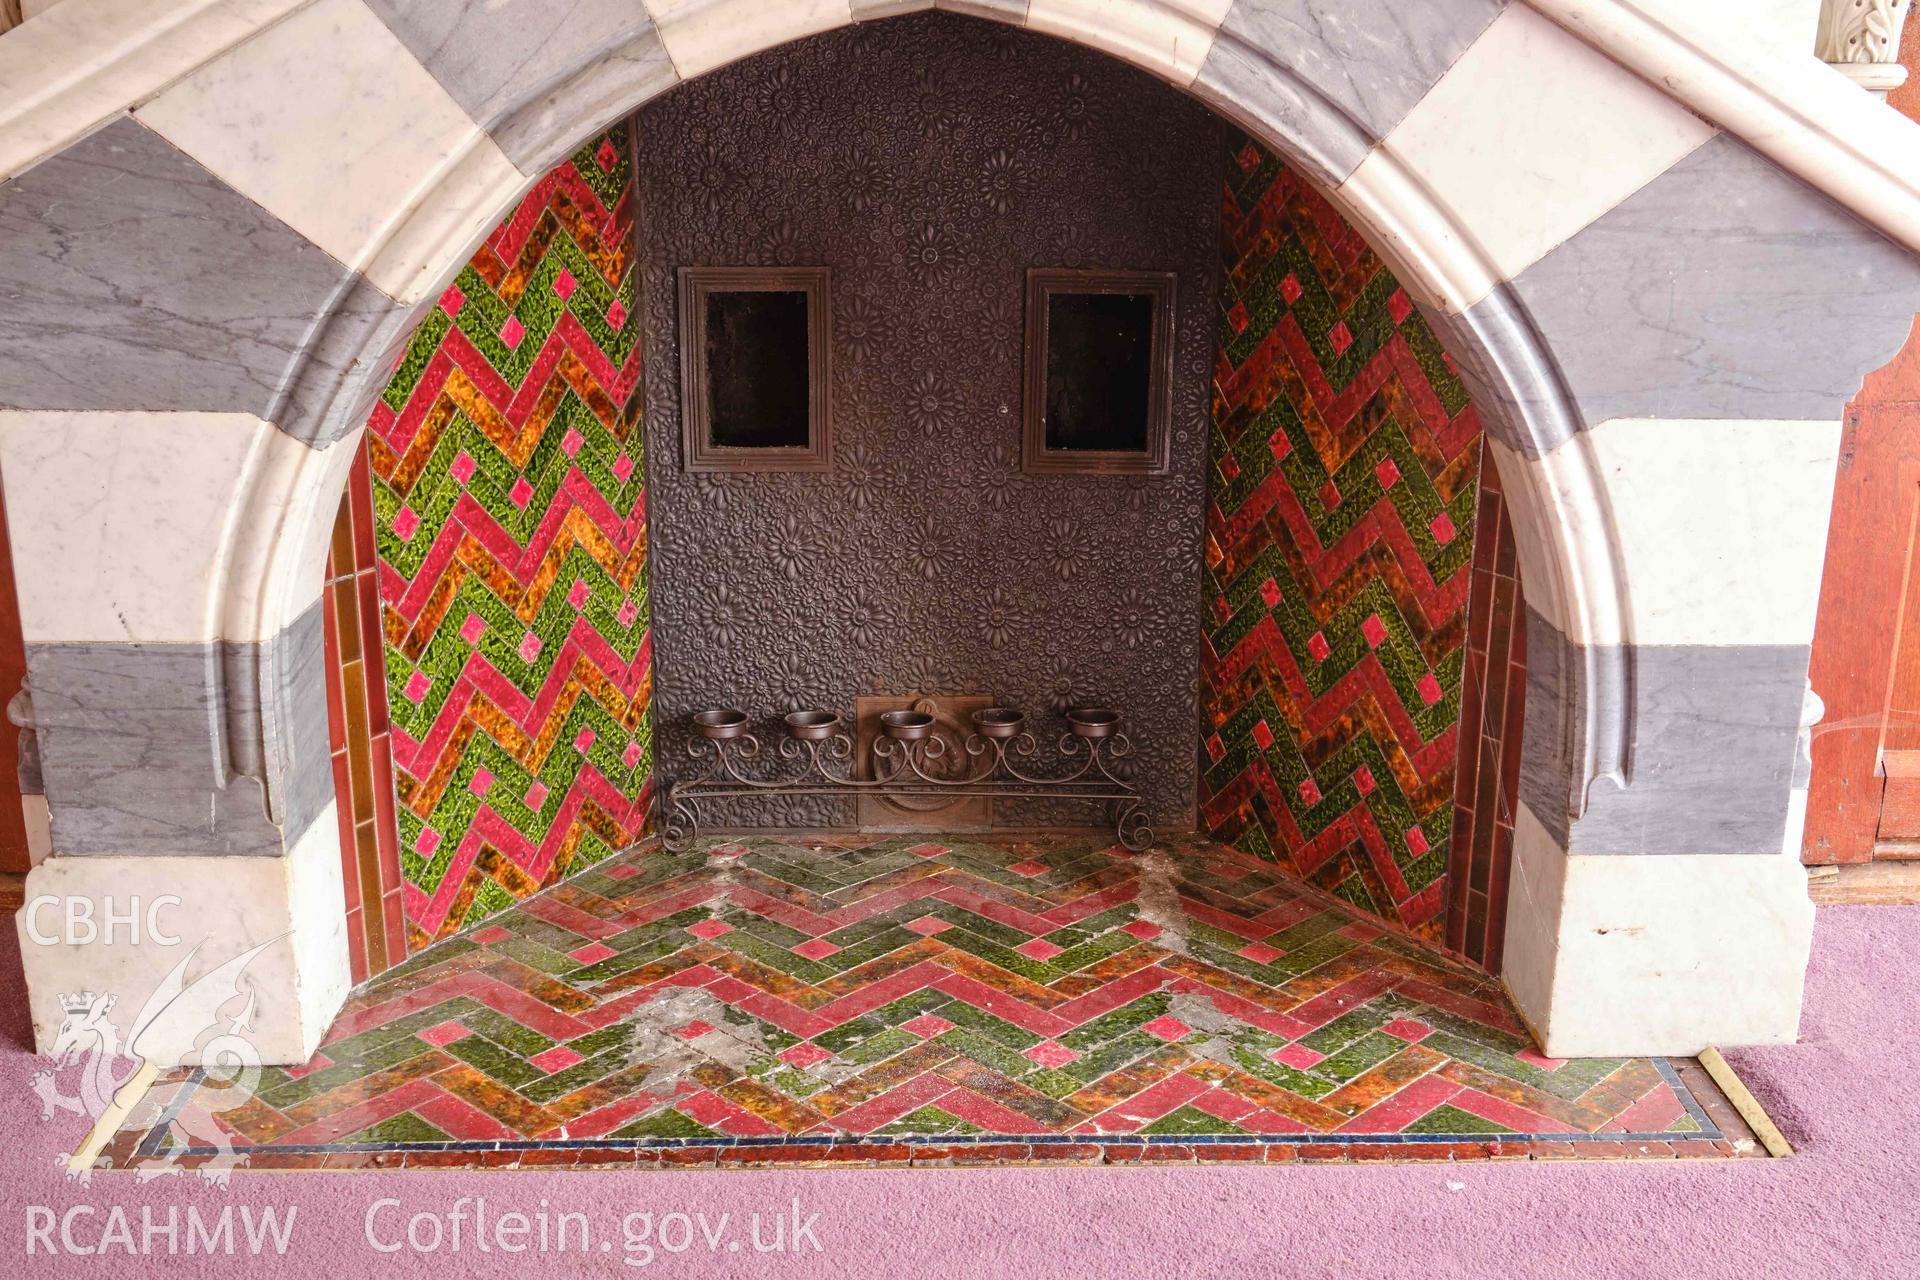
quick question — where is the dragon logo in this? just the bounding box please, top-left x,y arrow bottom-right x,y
31,938 -> 279,1187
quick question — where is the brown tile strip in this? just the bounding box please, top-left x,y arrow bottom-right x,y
321,467 -> 406,982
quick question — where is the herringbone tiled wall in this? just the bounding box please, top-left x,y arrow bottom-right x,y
360,126 -> 652,953
1201,132 -> 1520,954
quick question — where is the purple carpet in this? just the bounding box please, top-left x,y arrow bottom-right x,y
0,907 -> 1911,1278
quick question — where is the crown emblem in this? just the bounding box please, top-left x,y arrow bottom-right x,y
58,991 -> 100,1014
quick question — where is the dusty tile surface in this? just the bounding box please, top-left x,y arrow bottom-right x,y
105,835 -> 1732,1170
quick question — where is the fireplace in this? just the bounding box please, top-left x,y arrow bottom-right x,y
308,12 -> 1523,971
8,0 -> 1892,1072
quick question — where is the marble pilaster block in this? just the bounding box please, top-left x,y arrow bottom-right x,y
0,411 -> 351,645
1488,417 -> 1844,648
14,810 -> 350,1065
1502,802 -> 1814,1056
25,603 -> 333,858
1519,608 -> 1812,857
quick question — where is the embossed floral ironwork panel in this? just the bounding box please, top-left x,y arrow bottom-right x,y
637,14 -> 1219,829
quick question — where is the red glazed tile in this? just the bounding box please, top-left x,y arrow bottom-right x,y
529,1045 -> 585,1074
900,1015 -> 956,1039
1140,1016 -> 1192,1043
1023,1041 -> 1081,1069
419,1021 -> 470,1048
1272,1043 -> 1325,1071
283,1053 -> 334,1080
778,1043 -> 834,1070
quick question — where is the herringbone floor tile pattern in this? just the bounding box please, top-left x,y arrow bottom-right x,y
109,836 -> 1728,1169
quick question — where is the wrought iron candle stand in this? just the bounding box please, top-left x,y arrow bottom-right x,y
662,705 -> 1153,853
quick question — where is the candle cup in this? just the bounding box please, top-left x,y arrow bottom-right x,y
879,710 -> 935,741
1067,708 -> 1121,739
971,707 -> 1026,739
784,710 -> 842,741
691,708 -> 749,739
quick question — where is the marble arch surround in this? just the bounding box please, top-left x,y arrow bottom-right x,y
3,0 -> 1920,1064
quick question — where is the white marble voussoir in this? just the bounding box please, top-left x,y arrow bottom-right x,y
363,0 -> 678,173
1368,4 -> 1715,298
642,0 -> 854,80
1027,0 -> 1232,87
132,0 -> 522,304
1194,0 -> 1503,192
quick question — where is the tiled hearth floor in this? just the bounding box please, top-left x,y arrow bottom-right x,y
97,834 -> 1755,1172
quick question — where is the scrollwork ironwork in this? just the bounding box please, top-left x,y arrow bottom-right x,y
663,710 -> 1154,853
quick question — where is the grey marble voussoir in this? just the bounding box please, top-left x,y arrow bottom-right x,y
1420,286 -> 1582,460
1195,0 -> 1505,188
25,604 -> 333,858
271,273 -> 419,449
363,0 -> 678,175
0,118 -> 357,430
1507,133 -> 1920,428
1518,607 -> 1809,857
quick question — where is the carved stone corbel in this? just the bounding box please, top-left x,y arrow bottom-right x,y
1819,0 -> 1915,96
